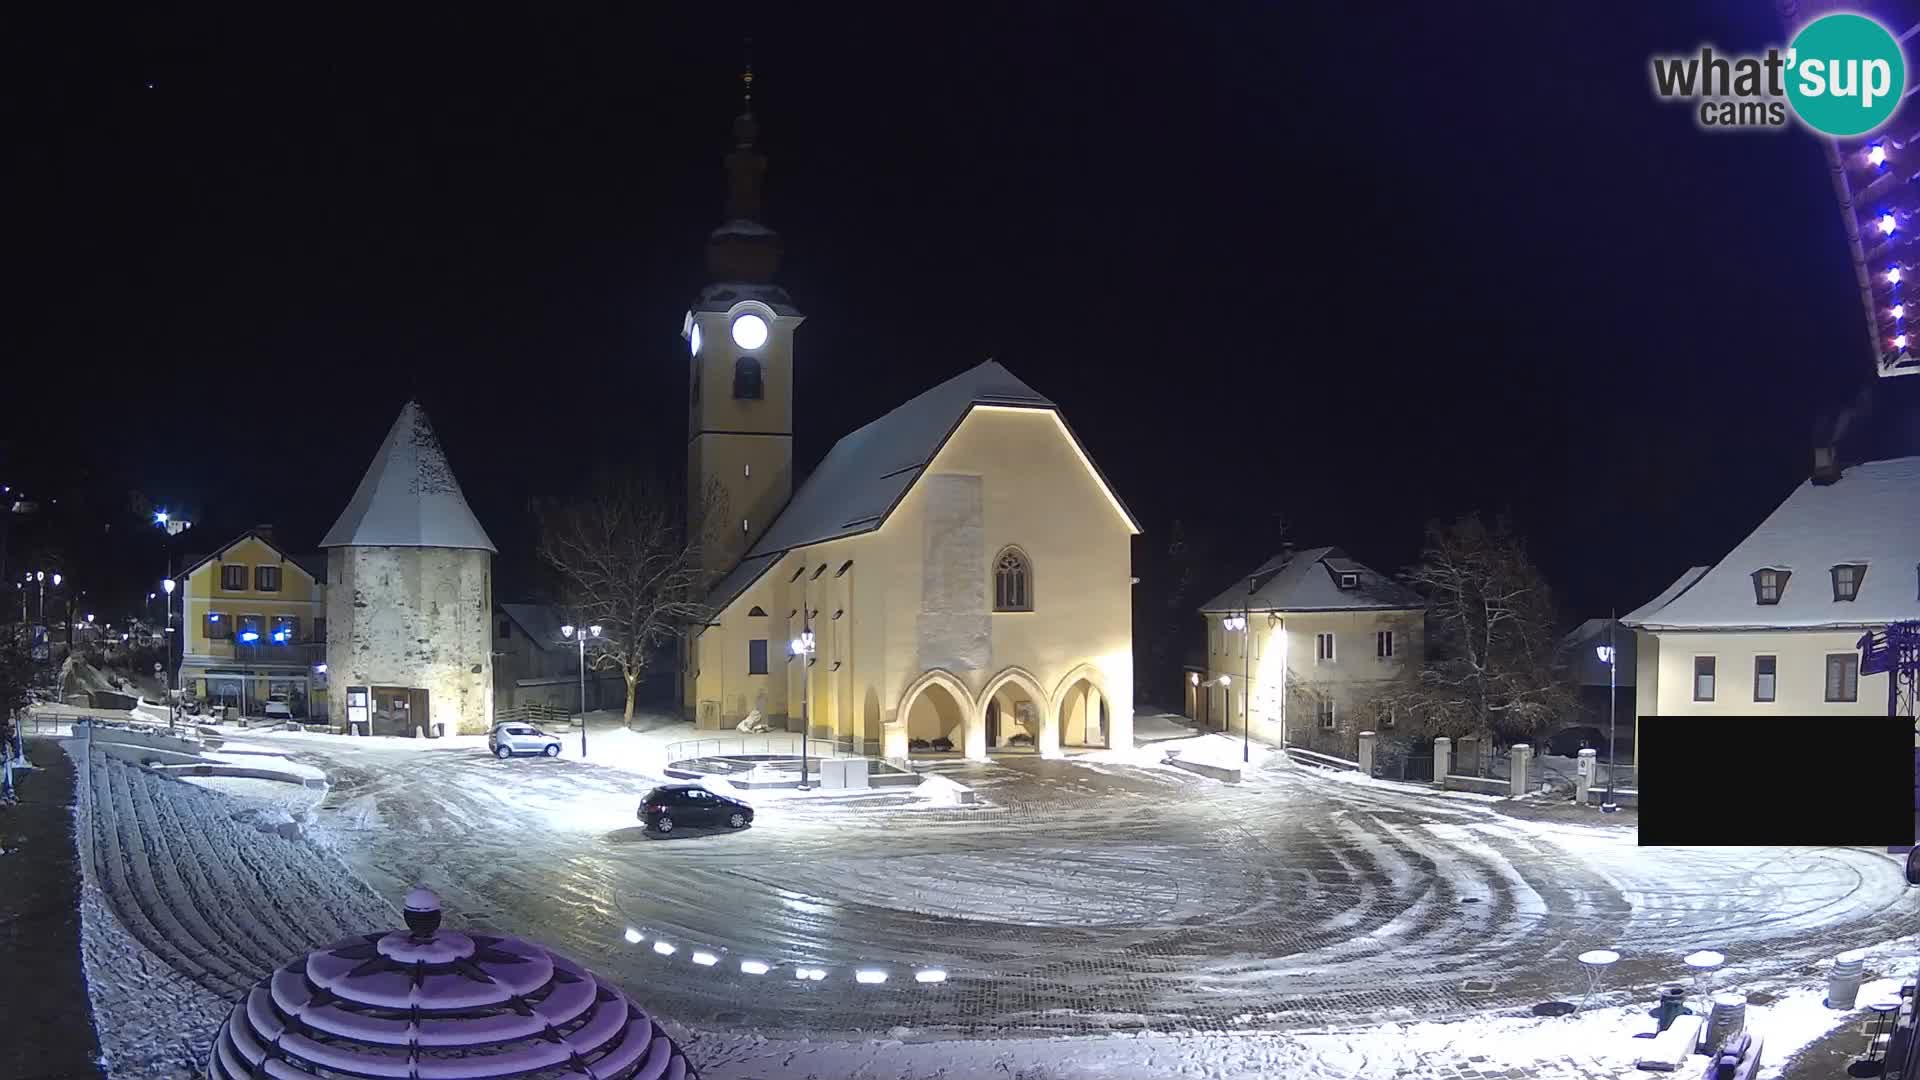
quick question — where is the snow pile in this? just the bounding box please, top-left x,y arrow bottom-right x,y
77,879 -> 229,1078
1753,976 -> 1907,1080
909,771 -> 972,805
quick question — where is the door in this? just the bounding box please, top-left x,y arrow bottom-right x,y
683,790 -> 719,825
985,701 -> 1001,746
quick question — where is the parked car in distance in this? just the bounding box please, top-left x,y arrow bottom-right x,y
638,784 -> 753,835
490,722 -> 562,759
263,696 -> 293,720
1544,725 -> 1607,759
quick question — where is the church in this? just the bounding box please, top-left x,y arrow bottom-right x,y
680,87 -> 1140,762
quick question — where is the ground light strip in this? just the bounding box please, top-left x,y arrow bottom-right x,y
623,923 -> 949,986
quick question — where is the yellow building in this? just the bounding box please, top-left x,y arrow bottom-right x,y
1623,455 -> 1917,733
1192,547 -> 1425,759
681,100 -> 1141,761
177,528 -> 329,719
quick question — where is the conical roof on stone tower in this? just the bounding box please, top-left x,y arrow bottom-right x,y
320,401 -> 497,553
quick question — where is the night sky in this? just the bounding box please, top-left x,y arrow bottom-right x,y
9,4 -> 1919,651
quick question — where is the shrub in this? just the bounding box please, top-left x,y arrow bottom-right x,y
930,737 -> 954,752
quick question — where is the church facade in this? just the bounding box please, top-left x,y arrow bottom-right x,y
680,95 -> 1140,761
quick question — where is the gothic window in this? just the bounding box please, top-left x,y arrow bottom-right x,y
733,355 -> 763,400
994,547 -> 1033,611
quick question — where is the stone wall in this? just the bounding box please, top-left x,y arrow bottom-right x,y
326,546 -> 494,735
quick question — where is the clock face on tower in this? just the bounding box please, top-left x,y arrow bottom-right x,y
731,313 -> 769,351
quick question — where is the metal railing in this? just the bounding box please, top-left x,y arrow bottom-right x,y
664,733 -> 863,761
1288,746 -> 1364,772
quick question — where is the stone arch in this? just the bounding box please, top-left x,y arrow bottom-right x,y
980,666 -> 1056,757
897,668 -> 982,760
1052,662 -> 1113,750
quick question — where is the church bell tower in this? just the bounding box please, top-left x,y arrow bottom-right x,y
686,60 -> 803,578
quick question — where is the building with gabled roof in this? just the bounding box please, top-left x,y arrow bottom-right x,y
322,402 -> 496,736
176,525 -> 329,719
1623,454 -> 1919,723
1190,546 -> 1424,759
680,91 -> 1140,761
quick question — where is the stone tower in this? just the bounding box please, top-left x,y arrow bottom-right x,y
685,67 -> 805,578
321,402 -> 496,736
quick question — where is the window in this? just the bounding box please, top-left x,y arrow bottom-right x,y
1379,703 -> 1397,728
1316,699 -> 1337,730
1376,630 -> 1395,659
836,560 -> 854,577
1754,655 -> 1777,702
733,355 -> 764,399
1751,568 -> 1788,605
498,618 -> 512,639
747,606 -> 767,617
1831,563 -> 1867,601
1209,622 -> 1219,655
790,565 -> 806,582
221,564 -> 248,591
255,565 -> 282,592
271,616 -> 299,644
748,639 -> 769,675
1693,656 -> 1716,701
205,612 -> 228,639
1826,653 -> 1859,702
690,359 -> 700,407
1338,572 -> 1358,589
994,548 -> 1033,611
1316,632 -> 1336,663
237,614 -> 265,644
811,564 -> 827,580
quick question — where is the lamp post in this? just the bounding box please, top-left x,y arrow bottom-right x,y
1595,613 -> 1618,814
560,624 -> 601,758
162,576 -> 177,729
790,613 -> 815,790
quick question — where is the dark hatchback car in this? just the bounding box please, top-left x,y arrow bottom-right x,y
638,784 -> 754,835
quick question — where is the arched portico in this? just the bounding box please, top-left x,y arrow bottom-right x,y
980,666 -> 1056,757
1053,662 -> 1114,751
895,668 -> 984,761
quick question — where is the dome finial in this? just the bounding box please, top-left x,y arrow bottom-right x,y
403,886 -> 443,939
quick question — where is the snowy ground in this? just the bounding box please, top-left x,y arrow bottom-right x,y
57,712 -> 1920,1078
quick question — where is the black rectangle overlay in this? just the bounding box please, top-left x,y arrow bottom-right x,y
1636,715 -> 1914,847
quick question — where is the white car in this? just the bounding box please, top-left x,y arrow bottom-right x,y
490,723 -> 562,759
263,697 -> 294,720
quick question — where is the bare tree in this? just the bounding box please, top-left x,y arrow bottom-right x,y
532,472 -> 722,723
1383,514 -> 1572,746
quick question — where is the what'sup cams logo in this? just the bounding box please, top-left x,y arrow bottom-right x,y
1652,12 -> 1905,135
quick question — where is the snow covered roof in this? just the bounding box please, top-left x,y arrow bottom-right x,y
320,402 -> 497,553
704,360 -> 1140,611
178,529 -> 320,586
1199,546 -> 1424,614
497,603 -> 568,650
1622,455 -> 1920,630
692,281 -> 801,316
1620,566 -> 1709,626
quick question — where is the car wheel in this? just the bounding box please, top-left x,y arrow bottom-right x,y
655,815 -> 674,834
728,811 -> 747,829
544,743 -> 560,757
495,746 -> 512,760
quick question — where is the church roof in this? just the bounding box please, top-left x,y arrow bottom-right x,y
1622,454 -> 1920,630
704,360 -> 1139,611
320,402 -> 497,553
1198,546 -> 1423,614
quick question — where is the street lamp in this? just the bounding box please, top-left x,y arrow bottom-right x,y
162,577 -> 177,729
560,623 -> 601,758
790,616 -> 816,790
1595,612 -> 1619,813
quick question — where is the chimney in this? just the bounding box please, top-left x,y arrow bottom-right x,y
254,523 -> 276,546
1811,446 -> 1842,486
1280,542 -> 1296,565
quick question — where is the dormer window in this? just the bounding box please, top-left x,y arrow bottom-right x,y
811,564 -> 828,580
1831,563 -> 1867,601
1751,568 -> 1789,605
1337,572 -> 1358,590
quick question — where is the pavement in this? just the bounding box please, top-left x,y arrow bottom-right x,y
52,712 -> 1918,1078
